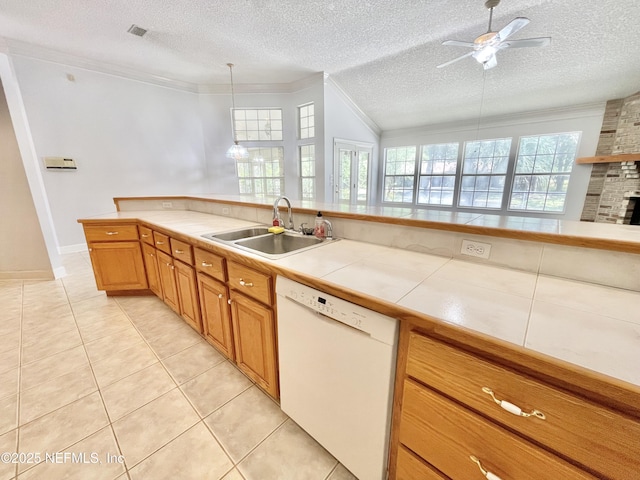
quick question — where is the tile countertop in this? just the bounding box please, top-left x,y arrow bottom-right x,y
85,210 -> 640,388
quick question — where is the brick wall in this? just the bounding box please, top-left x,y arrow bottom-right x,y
580,93 -> 640,223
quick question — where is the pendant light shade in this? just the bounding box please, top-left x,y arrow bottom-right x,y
225,63 -> 249,160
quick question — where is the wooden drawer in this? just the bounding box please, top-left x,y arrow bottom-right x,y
170,238 -> 193,265
139,225 -> 154,245
84,224 -> 139,242
227,261 -> 272,305
399,379 -> 595,480
194,248 -> 226,281
397,446 -> 449,480
406,333 -> 640,479
153,231 -> 171,254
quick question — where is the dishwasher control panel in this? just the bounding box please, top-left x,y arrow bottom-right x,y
276,275 -> 398,344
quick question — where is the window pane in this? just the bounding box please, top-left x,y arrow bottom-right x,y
236,147 -> 285,197
383,146 -> 416,204
510,133 -> 579,212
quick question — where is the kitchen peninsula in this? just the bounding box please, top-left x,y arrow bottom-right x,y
78,194 -> 640,480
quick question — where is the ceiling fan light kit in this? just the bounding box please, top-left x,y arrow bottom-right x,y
438,0 -> 551,70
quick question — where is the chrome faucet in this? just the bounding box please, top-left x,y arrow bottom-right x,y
273,196 -> 294,230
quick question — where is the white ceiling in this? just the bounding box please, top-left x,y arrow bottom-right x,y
1,0 -> 639,131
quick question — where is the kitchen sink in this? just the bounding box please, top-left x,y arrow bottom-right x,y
202,227 -> 271,242
236,233 -> 323,255
201,226 -> 337,259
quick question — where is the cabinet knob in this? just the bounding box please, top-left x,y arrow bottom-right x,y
201,262 -> 213,267
227,299 -> 232,305
106,231 -> 119,235
174,249 -> 184,254
470,456 -> 502,480
239,279 -> 254,287
218,293 -> 223,299
482,387 -> 545,419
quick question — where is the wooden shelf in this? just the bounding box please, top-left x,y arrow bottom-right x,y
576,153 -> 640,164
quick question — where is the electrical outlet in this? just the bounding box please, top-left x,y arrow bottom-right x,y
461,239 -> 491,259
222,207 -> 230,216
162,202 -> 172,209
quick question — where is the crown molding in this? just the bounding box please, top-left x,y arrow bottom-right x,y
197,72 -> 325,95
382,102 -> 607,139
3,38 -> 201,92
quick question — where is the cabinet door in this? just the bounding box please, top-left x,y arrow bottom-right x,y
142,243 -> 161,297
157,251 -> 180,314
229,290 -> 278,399
174,260 -> 202,333
197,273 -> 234,360
89,241 -> 148,291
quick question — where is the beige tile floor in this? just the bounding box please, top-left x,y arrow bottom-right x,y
0,253 -> 357,480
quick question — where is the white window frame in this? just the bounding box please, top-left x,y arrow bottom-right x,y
299,144 -> 316,200
298,103 -> 315,140
236,147 -> 285,196
508,132 -> 581,213
458,137 -> 512,209
233,108 -> 283,142
417,143 -> 459,206
382,146 -> 418,204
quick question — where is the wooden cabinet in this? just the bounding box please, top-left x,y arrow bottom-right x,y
157,250 -> 180,314
389,326 -> 640,480
197,272 -> 234,359
141,243 -> 161,297
84,223 -> 148,292
174,260 -> 202,333
229,288 -> 278,399
195,251 -> 278,399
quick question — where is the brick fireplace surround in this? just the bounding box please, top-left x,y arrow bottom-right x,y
581,91 -> 640,224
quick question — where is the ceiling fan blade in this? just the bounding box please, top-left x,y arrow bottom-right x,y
436,51 -> 474,69
499,37 -> 551,49
497,17 -> 530,41
442,40 -> 476,48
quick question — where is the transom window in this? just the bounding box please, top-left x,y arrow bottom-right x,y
233,109 -> 283,141
299,144 -> 316,200
459,138 -> 511,209
383,146 -> 417,203
298,103 -> 315,140
509,133 -> 580,212
236,147 -> 284,196
417,143 -> 459,206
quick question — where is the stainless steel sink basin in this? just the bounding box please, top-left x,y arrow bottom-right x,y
236,233 -> 323,255
203,227 -> 271,242
201,226 -> 336,259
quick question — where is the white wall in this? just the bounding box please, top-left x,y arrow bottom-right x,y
380,104 -> 604,220
0,80 -> 52,278
323,79 -> 381,203
11,56 -> 207,248
200,75 -> 325,201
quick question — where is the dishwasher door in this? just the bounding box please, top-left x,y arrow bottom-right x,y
276,276 -> 398,480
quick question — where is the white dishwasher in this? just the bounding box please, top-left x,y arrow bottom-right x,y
276,276 -> 399,480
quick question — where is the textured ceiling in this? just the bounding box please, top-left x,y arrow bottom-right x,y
0,0 -> 639,131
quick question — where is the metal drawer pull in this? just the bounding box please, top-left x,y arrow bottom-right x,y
156,241 -> 165,245
482,387 -> 546,419
201,262 -> 213,267
239,279 -> 253,287
106,231 -> 119,235
470,456 -> 502,480
174,249 -> 185,254
141,233 -> 149,238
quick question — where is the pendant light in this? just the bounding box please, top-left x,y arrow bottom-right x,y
225,63 -> 249,160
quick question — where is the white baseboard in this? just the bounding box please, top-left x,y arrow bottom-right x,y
59,243 -> 88,254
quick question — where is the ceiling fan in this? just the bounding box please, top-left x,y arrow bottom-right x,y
437,0 -> 551,70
